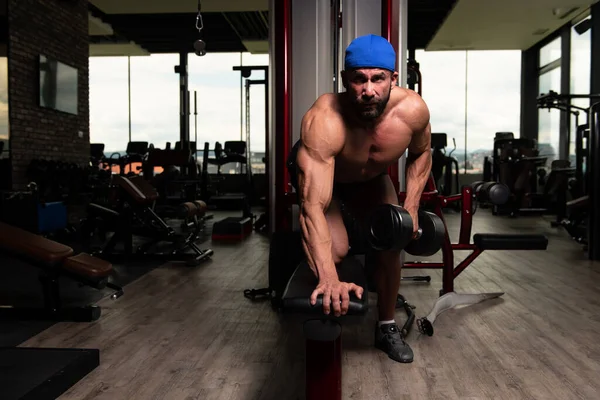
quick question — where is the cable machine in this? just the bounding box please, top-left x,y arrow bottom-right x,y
233,65 -> 269,232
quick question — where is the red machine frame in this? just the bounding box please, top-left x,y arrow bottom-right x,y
399,175 -> 480,294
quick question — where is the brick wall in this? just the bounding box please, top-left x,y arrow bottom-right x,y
8,0 -> 89,189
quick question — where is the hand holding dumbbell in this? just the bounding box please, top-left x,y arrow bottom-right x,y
367,204 -> 445,256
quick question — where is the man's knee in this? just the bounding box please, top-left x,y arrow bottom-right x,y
332,237 -> 349,264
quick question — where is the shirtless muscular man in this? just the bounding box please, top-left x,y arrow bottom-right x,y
288,34 -> 432,363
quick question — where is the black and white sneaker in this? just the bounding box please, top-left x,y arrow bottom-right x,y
374,322 -> 414,363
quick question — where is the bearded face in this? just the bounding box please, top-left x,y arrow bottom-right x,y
342,68 -> 396,121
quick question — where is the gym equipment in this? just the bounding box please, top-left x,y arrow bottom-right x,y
245,173 -> 548,400
489,133 -> 550,216
102,141 -> 150,176
367,205 -> 445,256
0,221 -> 122,322
90,143 -> 106,166
367,204 -> 413,251
0,186 -> 68,234
537,91 -> 600,259
211,213 -> 253,241
417,291 -> 504,336
0,347 -> 99,400
404,210 -> 446,256
143,146 -> 201,203
193,2 -> 207,56
431,133 -> 459,197
407,58 -> 422,96
202,141 -> 254,210
84,175 -> 213,266
470,181 -> 510,207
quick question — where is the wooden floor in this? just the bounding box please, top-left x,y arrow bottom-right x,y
21,210 -> 600,400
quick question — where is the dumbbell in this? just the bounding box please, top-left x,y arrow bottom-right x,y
367,204 -> 445,256
471,181 -> 510,205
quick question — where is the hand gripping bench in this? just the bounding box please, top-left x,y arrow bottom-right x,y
281,257 -> 369,400
0,221 -> 122,322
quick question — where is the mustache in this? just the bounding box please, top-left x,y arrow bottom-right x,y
356,100 -> 379,105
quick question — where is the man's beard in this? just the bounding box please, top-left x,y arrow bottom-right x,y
351,92 -> 390,121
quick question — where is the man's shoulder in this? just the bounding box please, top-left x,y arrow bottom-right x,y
301,94 -> 345,155
390,88 -> 430,131
304,93 -> 344,122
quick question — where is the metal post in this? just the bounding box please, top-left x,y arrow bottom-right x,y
381,0 -> 408,193
241,52 -> 244,141
272,0 -> 293,234
589,102 -> 600,260
128,56 -> 132,142
332,0 -> 341,92
177,52 -> 189,145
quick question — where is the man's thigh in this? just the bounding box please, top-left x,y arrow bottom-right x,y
334,174 -> 400,252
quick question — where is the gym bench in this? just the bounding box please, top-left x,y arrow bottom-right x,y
399,177 -> 549,296
86,174 -> 213,266
272,176 -> 548,400
281,257 -> 368,400
0,221 -> 122,322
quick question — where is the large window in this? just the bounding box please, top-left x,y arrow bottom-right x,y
570,17 -> 591,165
415,49 -> 521,174
539,37 -> 562,67
129,53 -> 180,148
188,52 -> 269,174
188,53 -> 243,150
89,56 -> 130,153
465,51 -> 521,173
538,67 -> 562,163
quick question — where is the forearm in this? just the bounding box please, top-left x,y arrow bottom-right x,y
299,204 -> 338,280
403,151 -> 432,212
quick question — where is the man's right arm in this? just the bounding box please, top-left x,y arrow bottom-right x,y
296,108 -> 343,282
295,106 -> 363,316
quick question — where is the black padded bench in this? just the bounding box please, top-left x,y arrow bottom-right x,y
0,221 -> 121,322
281,256 -> 369,400
473,233 -> 549,251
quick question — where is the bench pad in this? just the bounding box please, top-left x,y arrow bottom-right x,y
281,256 -> 369,316
0,222 -> 73,267
62,253 -> 112,278
473,233 -> 548,250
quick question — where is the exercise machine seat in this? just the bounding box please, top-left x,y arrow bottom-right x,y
62,253 -> 112,279
113,175 -> 149,204
128,175 -> 159,202
281,257 -> 369,316
473,233 -> 548,251
0,221 -> 74,267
